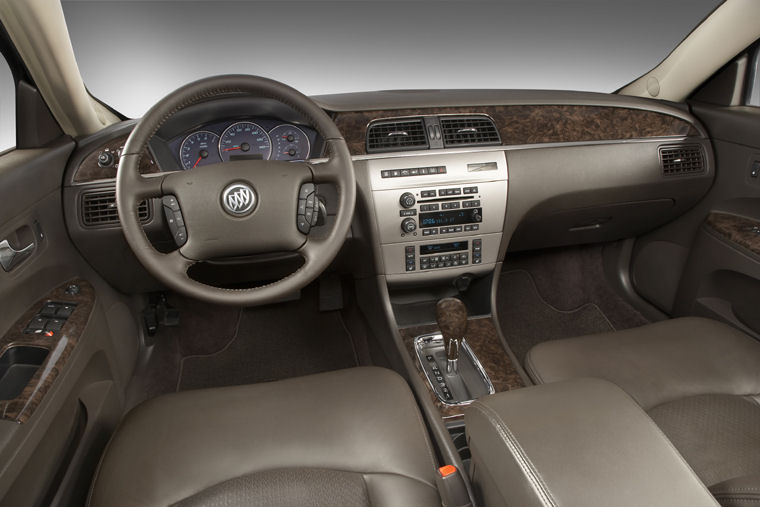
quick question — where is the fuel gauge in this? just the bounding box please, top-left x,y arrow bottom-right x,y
269,125 -> 311,161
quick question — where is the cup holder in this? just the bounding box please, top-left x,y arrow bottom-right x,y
0,346 -> 49,400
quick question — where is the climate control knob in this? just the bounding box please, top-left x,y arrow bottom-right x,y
399,192 -> 416,209
401,218 -> 417,234
471,209 -> 483,222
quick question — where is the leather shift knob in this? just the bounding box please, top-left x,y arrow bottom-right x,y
436,298 -> 468,363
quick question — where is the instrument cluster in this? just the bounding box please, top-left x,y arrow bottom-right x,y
169,119 -> 315,170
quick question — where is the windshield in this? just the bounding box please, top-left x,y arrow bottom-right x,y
62,0 -> 721,118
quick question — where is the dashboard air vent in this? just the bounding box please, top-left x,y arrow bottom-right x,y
440,115 -> 501,147
366,118 -> 428,153
659,145 -> 705,176
81,189 -> 150,226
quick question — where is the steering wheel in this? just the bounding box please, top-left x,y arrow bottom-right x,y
116,75 -> 355,306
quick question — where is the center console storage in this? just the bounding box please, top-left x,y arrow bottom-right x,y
465,378 -> 718,507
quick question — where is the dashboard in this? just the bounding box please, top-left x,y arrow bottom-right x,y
62,90 -> 715,292
167,119 -> 317,170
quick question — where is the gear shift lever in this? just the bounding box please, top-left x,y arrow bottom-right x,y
436,297 -> 468,375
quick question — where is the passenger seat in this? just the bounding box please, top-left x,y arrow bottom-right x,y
525,317 -> 760,506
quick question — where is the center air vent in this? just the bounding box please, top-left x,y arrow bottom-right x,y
659,145 -> 705,176
440,116 -> 501,147
81,189 -> 150,227
366,118 -> 428,153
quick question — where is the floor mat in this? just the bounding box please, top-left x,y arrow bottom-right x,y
496,270 -> 615,364
177,292 -> 359,391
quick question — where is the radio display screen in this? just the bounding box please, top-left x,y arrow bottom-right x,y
420,241 -> 469,256
419,208 -> 482,228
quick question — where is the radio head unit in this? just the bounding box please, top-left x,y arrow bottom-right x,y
420,208 -> 483,228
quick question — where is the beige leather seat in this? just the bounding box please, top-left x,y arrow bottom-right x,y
88,367 -> 442,507
525,317 -> 760,506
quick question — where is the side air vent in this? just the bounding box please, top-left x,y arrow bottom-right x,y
440,115 -> 501,147
81,189 -> 150,227
659,145 -> 705,176
366,118 -> 428,153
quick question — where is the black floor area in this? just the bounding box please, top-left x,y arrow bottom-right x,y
139,285 -> 361,400
498,245 -> 649,364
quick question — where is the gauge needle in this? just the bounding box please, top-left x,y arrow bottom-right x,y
224,146 -> 241,151
192,156 -> 202,168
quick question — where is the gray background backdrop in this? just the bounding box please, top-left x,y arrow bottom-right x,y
0,0 -> 726,150
59,0 -> 722,118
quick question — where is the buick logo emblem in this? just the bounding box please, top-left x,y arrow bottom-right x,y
221,183 -> 256,216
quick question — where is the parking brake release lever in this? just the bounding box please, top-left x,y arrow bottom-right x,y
436,297 -> 468,376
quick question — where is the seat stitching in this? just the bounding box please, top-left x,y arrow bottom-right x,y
470,402 -> 558,507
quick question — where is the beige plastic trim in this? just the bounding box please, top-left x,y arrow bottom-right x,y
0,0 -> 118,137
619,0 -> 760,102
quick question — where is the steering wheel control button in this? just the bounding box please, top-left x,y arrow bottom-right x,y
163,195 -> 180,211
297,183 -> 320,234
163,195 -> 188,247
221,183 -> 257,217
299,183 -> 315,199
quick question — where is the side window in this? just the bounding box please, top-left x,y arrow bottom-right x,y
747,43 -> 760,107
0,53 -> 15,152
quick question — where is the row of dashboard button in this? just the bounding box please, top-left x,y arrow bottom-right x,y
422,224 -> 479,236
419,186 -> 479,198
381,166 -> 447,178
421,253 -> 469,270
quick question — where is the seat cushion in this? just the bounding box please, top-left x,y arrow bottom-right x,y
525,317 -> 760,410
649,394 -> 760,488
88,367 -> 441,507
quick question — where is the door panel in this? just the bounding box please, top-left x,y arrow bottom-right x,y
0,138 -> 138,505
631,103 -> 760,335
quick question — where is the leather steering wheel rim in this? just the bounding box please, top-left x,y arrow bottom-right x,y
116,75 -> 355,306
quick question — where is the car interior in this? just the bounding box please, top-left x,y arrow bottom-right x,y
0,0 -> 759,505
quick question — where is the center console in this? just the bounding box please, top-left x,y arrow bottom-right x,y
361,150 -> 508,283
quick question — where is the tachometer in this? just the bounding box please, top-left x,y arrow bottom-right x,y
179,130 -> 221,169
218,122 -> 272,161
269,124 -> 311,161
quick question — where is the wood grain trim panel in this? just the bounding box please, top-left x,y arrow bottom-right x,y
400,317 -> 524,419
334,105 -> 700,155
73,135 -> 159,182
0,280 -> 95,423
706,212 -> 760,257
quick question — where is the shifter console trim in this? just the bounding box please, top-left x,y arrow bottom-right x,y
414,333 -> 495,406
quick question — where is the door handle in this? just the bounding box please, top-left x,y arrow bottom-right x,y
0,239 -> 35,272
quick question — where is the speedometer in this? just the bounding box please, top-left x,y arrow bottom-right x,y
269,124 -> 310,161
179,130 -> 221,169
218,122 -> 272,161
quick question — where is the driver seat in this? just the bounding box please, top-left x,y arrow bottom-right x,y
87,367 -> 442,507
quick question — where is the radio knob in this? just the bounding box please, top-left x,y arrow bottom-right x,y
399,192 -> 416,209
471,209 -> 483,222
401,218 -> 417,233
